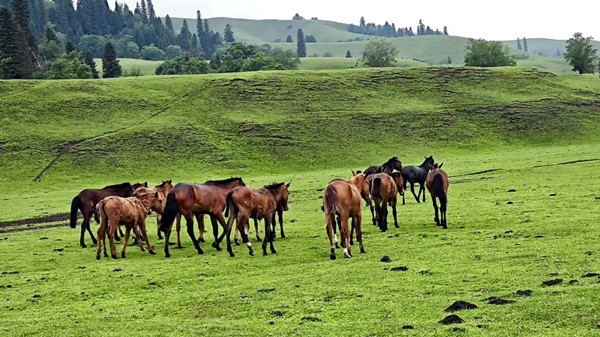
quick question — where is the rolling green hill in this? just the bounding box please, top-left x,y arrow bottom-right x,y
168,16 -> 596,71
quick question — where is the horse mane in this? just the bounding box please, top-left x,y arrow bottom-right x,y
102,182 -> 132,189
204,177 -> 244,185
264,182 -> 285,190
155,180 -> 172,188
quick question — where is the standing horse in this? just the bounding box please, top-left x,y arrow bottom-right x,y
224,183 -> 289,257
171,177 -> 245,248
159,178 -> 245,258
401,156 -> 435,204
70,182 -> 141,248
153,180 -> 173,240
95,188 -> 165,260
391,172 -> 405,203
323,172 -> 371,260
425,163 -> 449,229
234,182 -> 291,244
363,156 -> 403,176
367,172 -> 399,232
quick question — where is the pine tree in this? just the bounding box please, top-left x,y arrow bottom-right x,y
223,23 -> 234,43
140,0 -> 148,23
10,0 -> 38,76
83,49 -> 99,78
296,28 -> 306,57
177,19 -> 191,51
345,50 -> 352,58
34,0 -> 46,36
146,0 -> 156,23
0,7 -> 21,78
165,14 -> 173,32
523,37 -> 528,52
102,41 -> 121,77
516,38 -> 522,50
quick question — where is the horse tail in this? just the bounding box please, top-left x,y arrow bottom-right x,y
433,174 -> 447,212
93,202 -> 100,224
324,185 -> 337,216
70,196 -> 81,228
224,191 -> 234,218
372,178 -> 382,199
159,192 -> 177,233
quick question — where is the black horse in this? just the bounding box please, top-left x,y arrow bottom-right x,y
364,157 -> 403,176
401,156 -> 435,204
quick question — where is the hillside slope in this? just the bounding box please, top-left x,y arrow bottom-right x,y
1,67 -> 599,191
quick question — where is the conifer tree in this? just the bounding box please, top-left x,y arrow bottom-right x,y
223,23 -> 234,43
177,19 -> 191,51
296,28 -> 306,57
517,38 -> 522,50
10,0 -> 37,76
84,49 -> 99,78
523,37 -> 528,52
101,41 -> 121,77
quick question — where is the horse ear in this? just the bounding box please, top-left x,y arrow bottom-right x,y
155,191 -> 159,198
144,181 -> 148,187
286,181 -> 291,188
351,170 -> 356,176
439,162 -> 444,168
428,164 -> 435,170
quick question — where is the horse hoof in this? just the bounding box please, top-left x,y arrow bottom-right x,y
350,240 -> 354,246
81,244 -> 87,249
121,253 -> 126,258
360,249 -> 366,254
198,249 -> 204,255
229,253 -> 235,258
111,254 -> 117,259
149,250 -> 156,255
263,251 -> 268,256
235,240 -> 240,246
96,255 -> 100,260
335,243 -> 340,249
281,234 -> 286,239
165,253 -> 171,258
344,253 -> 351,259
330,254 -> 336,260
199,238 -> 205,243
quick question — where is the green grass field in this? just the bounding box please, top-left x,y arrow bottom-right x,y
1,67 -> 600,336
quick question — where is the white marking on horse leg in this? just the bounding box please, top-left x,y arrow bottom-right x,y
334,233 -> 338,245
343,247 -> 349,257
246,242 -> 253,248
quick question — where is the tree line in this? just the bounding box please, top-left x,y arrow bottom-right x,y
348,17 -> 448,37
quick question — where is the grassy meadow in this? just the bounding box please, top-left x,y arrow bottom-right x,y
1,67 -> 600,336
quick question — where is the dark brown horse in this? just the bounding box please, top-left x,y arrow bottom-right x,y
323,172 -> 371,260
367,172 -> 398,232
224,182 -> 289,257
171,177 -> 245,248
159,178 -> 245,258
425,163 -> 449,229
153,180 -> 173,240
70,182 -> 146,248
391,172 -> 406,206
363,156 -> 403,176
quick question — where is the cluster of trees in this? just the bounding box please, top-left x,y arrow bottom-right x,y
349,17 -> 448,38
156,42 -> 299,75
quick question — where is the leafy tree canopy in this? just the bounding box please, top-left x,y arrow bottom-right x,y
464,39 -> 516,67
564,32 -> 598,74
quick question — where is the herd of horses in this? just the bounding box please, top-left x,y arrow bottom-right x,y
69,156 -> 448,261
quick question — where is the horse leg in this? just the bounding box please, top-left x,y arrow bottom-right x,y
431,195 -> 440,226
340,215 -> 351,258
264,215 -> 276,255
162,219 -> 173,258
108,224 -> 117,259
402,180 -> 408,205
196,214 -> 205,243
238,214 -> 254,256
391,198 -> 399,228
213,212 -> 228,251
350,217 -> 355,246
369,199 -> 377,226
278,209 -> 285,239
80,214 -> 90,248
95,221 -> 105,260
184,214 -> 203,255
420,183 -> 426,203
141,221 -> 155,254
382,203 -> 389,232
121,226 -> 131,258
325,213 -> 336,260
255,217 -> 262,242
440,194 -> 447,229
410,182 -> 420,203
156,214 -> 163,240
85,215 -> 98,246
354,213 -> 366,254
175,213 -> 183,248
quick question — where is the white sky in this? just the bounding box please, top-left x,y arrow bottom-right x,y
120,0 -> 599,41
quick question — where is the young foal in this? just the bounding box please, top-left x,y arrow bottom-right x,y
95,188 -> 165,260
224,183 -> 288,257
323,172 -> 371,260
153,180 -> 173,240
425,163 -> 449,229
367,172 -> 399,232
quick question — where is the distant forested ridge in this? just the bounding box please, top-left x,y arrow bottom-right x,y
348,17 -> 447,37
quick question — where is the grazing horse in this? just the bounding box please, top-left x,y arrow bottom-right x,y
236,181 -> 291,244
425,163 -> 449,229
323,172 -> 371,260
159,178 -> 245,258
70,182 -> 142,248
367,172 -> 399,232
401,156 -> 435,204
171,177 -> 245,248
95,188 -> 165,260
224,183 -> 289,257
363,156 -> 403,176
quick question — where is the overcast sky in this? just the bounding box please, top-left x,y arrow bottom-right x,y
119,0 -> 599,41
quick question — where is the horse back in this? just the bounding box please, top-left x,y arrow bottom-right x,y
326,180 -> 362,216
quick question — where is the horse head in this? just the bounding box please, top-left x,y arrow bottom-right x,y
349,173 -> 371,204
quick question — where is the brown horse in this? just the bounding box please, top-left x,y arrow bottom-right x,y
159,178 -> 245,258
323,172 -> 371,260
235,181 -> 291,244
171,177 -> 245,249
95,187 -> 165,260
391,171 -> 406,206
363,156 -> 403,176
70,181 -> 146,248
367,172 -> 399,232
425,163 -> 449,229
223,183 -> 289,257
